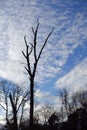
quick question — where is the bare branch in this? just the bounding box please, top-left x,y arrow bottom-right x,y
29,42 -> 34,48
17,91 -> 29,112
37,28 -> 54,62
28,47 -> 33,56
22,51 -> 27,59
24,66 -> 29,73
9,93 -> 16,113
24,35 -> 28,47
0,104 -> 6,111
35,20 -> 39,37
20,103 -> 25,125
23,36 -> 33,76
26,58 -> 32,76
32,27 -> 54,77
33,21 -> 39,62
32,27 -> 35,35
15,87 -> 22,106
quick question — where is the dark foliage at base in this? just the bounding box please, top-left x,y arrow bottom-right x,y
2,108 -> 87,130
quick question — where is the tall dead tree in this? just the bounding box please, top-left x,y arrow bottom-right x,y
22,21 -> 54,128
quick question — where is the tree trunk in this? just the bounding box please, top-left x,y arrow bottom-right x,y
9,93 -> 18,130
14,113 -> 18,130
30,77 -> 34,129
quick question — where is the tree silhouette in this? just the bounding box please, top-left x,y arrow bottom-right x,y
22,20 -> 54,129
41,103 -> 53,124
68,108 -> 87,130
58,88 -> 73,118
0,81 -> 29,130
48,112 -> 59,130
9,86 -> 29,130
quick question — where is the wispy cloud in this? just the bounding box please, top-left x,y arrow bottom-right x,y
0,0 -> 87,88
55,57 -> 87,92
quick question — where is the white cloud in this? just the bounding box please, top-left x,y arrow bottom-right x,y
35,89 -> 43,98
34,88 -> 61,110
0,0 -> 87,87
55,57 -> 87,92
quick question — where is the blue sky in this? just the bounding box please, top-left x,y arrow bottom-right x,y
0,0 -> 87,113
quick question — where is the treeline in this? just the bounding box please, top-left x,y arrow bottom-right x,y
0,80 -> 87,130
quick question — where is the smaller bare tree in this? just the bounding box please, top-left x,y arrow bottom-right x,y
0,81 -> 29,130
58,88 -> 73,119
41,103 -> 54,124
9,85 -> 29,130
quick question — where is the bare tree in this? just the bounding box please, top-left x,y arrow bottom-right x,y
9,86 -> 29,130
0,81 -> 29,130
22,20 -> 54,128
71,93 -> 78,111
58,88 -> 73,119
41,103 -> 54,124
